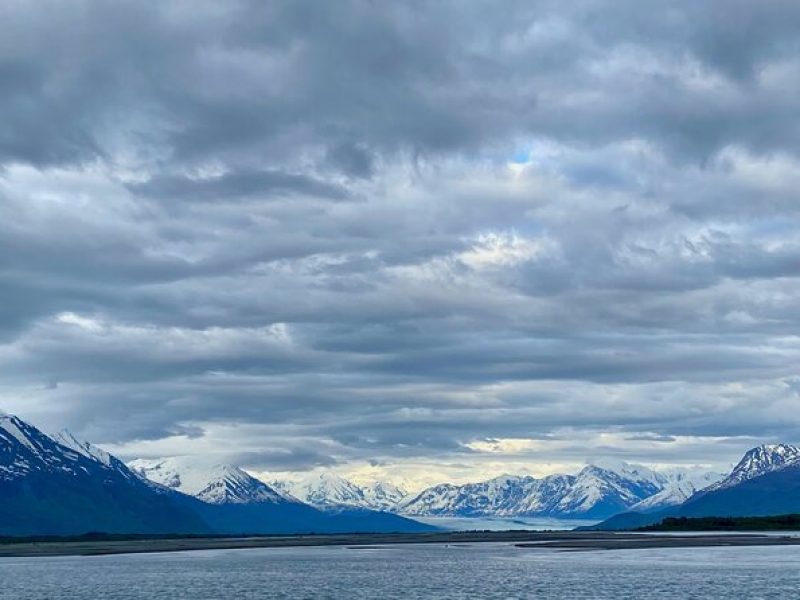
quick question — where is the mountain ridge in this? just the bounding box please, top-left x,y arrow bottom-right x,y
271,462 -> 725,520
0,413 -> 434,536
5,411 -> 797,533
705,444 -> 800,492
0,414 -> 210,536
586,443 -> 800,530
129,457 -> 293,505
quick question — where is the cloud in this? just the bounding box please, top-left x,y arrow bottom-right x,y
1,1 -> 800,483
129,168 -> 351,203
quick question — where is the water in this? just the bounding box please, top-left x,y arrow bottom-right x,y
415,515 -> 599,531
2,543 -> 799,599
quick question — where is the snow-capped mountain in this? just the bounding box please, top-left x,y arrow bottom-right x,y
0,412 -> 434,536
360,481 -> 408,511
1,414 -> 139,486
272,473 -> 409,511
129,457 -> 291,505
274,473 -> 370,509
628,468 -> 726,512
0,413 -> 209,535
13,409 -> 795,535
396,474 -> 556,517
504,475 -> 575,515
398,462 -> 724,519
51,429 -> 137,481
1,412 -> 62,481
591,444 -> 800,531
272,473 -> 364,508
127,457 -> 433,534
272,461 -> 723,519
397,468 -> 633,518
704,443 -> 800,492
553,465 -> 660,517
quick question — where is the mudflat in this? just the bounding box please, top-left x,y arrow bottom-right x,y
2,531 -> 800,557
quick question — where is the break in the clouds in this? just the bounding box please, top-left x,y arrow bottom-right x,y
2,0 -> 800,484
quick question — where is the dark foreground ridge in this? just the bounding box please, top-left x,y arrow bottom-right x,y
2,530 -> 800,558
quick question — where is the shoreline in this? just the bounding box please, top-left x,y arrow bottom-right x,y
2,530 -> 800,558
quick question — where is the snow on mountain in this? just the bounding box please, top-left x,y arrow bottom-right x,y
550,465 -> 659,517
0,413 -> 100,480
51,429 -> 139,481
398,474 -> 541,517
588,460 -> 664,488
1,413 -> 40,455
705,444 -> 800,492
3,409 -> 787,528
273,461 -> 723,519
360,481 -> 408,511
0,413 -> 435,536
273,472 -> 372,509
508,475 -> 576,515
398,462 -> 724,519
399,466 -> 655,519
592,447 -> 800,531
126,458 -> 435,534
129,457 -> 290,505
52,429 -> 113,466
394,482 -> 463,516
628,468 -> 725,512
271,473 -> 409,511
0,413 -> 211,535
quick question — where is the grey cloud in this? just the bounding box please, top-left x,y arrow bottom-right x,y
223,449 -> 340,472
129,169 -> 351,203
2,1 -> 799,173
1,1 -> 800,474
325,143 -> 376,180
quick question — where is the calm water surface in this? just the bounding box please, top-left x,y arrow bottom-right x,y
1,542 -> 799,599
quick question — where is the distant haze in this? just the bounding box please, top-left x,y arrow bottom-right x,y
2,1 -> 800,489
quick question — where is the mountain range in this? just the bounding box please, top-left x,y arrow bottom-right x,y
588,443 -> 800,530
0,412 -> 432,536
271,473 -> 409,512
271,448 -> 800,524
273,462 -> 725,520
4,410 -> 799,535
0,413 -> 207,536
130,457 -> 292,505
276,445 -> 800,526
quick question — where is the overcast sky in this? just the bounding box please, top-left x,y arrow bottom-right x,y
2,0 -> 800,488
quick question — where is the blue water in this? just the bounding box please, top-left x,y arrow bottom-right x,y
1,543 -> 799,598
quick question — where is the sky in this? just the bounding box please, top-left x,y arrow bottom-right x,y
2,1 -> 800,490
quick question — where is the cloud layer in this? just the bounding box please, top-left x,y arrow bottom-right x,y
2,1 -> 800,482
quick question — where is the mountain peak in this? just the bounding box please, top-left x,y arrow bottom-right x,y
707,443 -> 800,492
0,413 -> 212,535
0,412 -> 29,433
274,472 -> 375,509
129,457 -> 288,505
52,429 -> 115,468
359,480 -> 408,510
306,473 -> 364,503
628,467 -> 726,512
584,460 -> 664,485
587,458 -> 630,472
756,443 -> 799,455
736,443 -> 800,471
486,473 -> 530,484
0,412 -> 53,456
